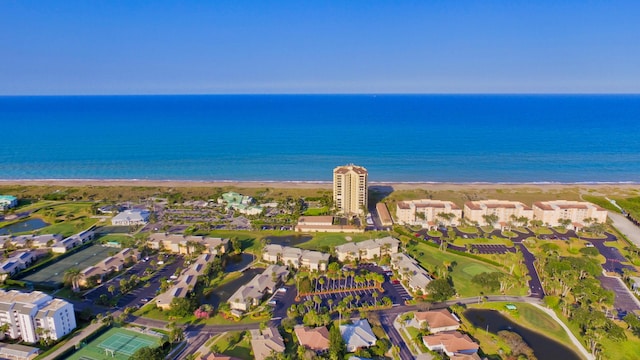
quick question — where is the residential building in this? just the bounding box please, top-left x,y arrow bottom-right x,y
390,253 -> 432,293
396,200 -> 462,229
376,202 -> 394,227
422,331 -> 479,357
79,248 -> 139,286
0,343 -> 40,360
111,209 -> 150,226
218,192 -> 263,215
250,327 -> 286,360
0,234 -> 63,249
294,325 -> 330,353
533,200 -> 608,229
333,164 -> 368,215
0,195 -> 18,211
51,229 -> 95,254
413,309 -> 460,333
450,354 -> 482,360
294,215 -> 364,233
339,319 -> 377,352
463,200 -> 533,229
228,265 -> 289,312
0,290 -> 76,343
334,236 -> 400,262
0,251 -> 38,280
156,253 -> 212,310
148,233 -> 229,255
262,245 -> 330,271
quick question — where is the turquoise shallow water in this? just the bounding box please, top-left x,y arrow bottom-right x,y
1,95 -> 639,183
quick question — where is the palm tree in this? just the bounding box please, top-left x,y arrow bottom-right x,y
63,268 -> 84,292
372,291 -> 379,307
108,285 -> 116,296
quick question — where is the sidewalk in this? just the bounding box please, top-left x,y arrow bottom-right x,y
41,322 -> 103,360
530,304 -> 594,360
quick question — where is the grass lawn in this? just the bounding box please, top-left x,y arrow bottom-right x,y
303,207 -> 329,216
296,231 -> 390,251
216,331 -> 253,360
134,304 -> 265,326
35,217 -> 99,237
451,237 -> 514,247
599,329 -> 640,360
457,226 -> 479,234
427,230 -> 443,237
407,242 -> 528,297
404,326 -> 428,352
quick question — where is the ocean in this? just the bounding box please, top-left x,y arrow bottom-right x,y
1,95 -> 639,183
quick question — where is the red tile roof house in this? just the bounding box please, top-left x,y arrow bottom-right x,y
413,309 -> 461,333
422,331 -> 479,357
294,325 -> 330,353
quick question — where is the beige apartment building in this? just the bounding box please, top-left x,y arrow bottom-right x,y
463,200 -> 533,229
533,200 -> 607,228
396,200 -> 462,229
333,164 -> 368,215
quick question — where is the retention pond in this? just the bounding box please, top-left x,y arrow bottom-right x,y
464,308 -> 581,360
0,218 -> 49,235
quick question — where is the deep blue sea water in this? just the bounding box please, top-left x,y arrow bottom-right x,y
1,95 -> 639,183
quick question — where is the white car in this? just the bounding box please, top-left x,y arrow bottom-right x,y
277,288 -> 287,293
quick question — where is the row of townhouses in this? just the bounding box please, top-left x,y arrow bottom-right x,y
147,233 -> 229,255
334,236 -> 400,262
262,245 -> 330,271
229,265 -> 289,313
397,199 -> 607,230
80,248 -> 139,286
156,253 -> 212,310
0,290 -> 76,344
390,253 -> 433,293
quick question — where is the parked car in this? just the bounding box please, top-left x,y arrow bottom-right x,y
277,288 -> 287,293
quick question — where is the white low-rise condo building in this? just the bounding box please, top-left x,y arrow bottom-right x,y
262,245 -> 330,271
463,200 -> 533,229
334,236 -> 399,262
533,200 -> 607,229
111,209 -> 150,226
0,290 -> 76,343
0,195 -> 18,211
156,253 -> 212,310
229,265 -> 289,312
148,233 -> 229,255
396,200 -> 462,229
390,253 -> 432,293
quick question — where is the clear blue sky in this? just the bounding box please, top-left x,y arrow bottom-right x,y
2,0 -> 639,95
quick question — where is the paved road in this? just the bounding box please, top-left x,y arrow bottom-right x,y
41,322 -> 104,360
513,243 -> 545,298
608,211 -> 640,247
379,312 -> 413,360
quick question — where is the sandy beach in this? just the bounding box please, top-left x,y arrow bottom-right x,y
1,179 -> 637,194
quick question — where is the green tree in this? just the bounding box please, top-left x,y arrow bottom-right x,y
63,268 -> 84,292
130,346 -> 165,360
329,324 -> 345,360
426,278 -> 456,301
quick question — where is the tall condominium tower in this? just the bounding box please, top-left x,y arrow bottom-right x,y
333,164 -> 368,215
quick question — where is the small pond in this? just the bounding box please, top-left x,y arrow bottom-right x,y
202,267 -> 264,308
0,218 -> 49,235
264,235 -> 312,247
464,308 -> 581,360
225,253 -> 255,272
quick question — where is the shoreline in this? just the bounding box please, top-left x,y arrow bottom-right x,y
0,179 -> 638,192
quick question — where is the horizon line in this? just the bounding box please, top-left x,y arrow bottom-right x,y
2,92 -> 640,97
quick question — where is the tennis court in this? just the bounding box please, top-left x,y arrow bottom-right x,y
68,327 -> 163,360
22,245 -> 116,285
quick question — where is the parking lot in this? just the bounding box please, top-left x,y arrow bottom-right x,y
472,244 -> 510,254
293,264 -> 412,310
